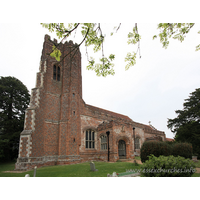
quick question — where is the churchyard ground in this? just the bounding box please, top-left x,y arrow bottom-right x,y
0,158 -> 200,177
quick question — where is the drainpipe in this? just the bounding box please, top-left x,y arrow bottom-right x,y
133,127 -> 135,153
106,131 -> 110,162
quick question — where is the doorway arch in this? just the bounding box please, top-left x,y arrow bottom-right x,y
118,140 -> 126,159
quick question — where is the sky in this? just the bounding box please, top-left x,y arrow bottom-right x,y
0,23 -> 200,140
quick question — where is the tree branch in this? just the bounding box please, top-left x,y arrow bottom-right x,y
58,27 -> 90,63
116,23 -> 121,32
60,23 -> 80,43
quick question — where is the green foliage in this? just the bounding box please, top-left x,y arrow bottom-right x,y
0,76 -> 30,161
195,30 -> 200,51
167,88 -> 200,157
140,140 -> 172,163
141,155 -> 196,177
41,23 -> 199,77
141,139 -> 193,163
86,55 -> 115,77
125,52 -> 136,70
194,160 -> 200,168
50,45 -> 62,61
153,23 -> 195,49
196,44 -> 200,51
127,27 -> 141,45
0,139 -> 9,159
172,142 -> 193,159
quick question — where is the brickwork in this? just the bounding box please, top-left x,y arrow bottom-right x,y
15,34 -> 166,171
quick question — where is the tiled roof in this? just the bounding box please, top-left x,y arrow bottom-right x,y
85,104 -> 133,122
84,104 -> 165,135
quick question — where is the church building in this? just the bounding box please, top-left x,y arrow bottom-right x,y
15,35 -> 166,170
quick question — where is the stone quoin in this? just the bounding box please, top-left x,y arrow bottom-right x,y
15,35 -> 166,170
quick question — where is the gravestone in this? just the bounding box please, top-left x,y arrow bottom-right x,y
25,174 -> 30,177
107,172 -> 118,177
112,172 -> 118,177
90,162 -> 98,171
33,166 -> 37,177
192,156 -> 198,162
107,173 -> 111,177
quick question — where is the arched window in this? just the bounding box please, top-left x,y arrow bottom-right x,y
85,130 -> 95,149
53,65 -> 60,81
101,135 -> 107,150
135,138 -> 140,149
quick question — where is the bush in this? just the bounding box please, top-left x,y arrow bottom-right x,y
140,141 -> 172,163
141,155 -> 196,177
172,142 -> 192,159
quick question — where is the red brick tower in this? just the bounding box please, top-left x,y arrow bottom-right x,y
15,35 -> 82,170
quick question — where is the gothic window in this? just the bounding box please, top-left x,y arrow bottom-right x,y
85,130 -> 95,149
53,65 -> 60,81
135,138 -> 140,149
101,135 -> 107,150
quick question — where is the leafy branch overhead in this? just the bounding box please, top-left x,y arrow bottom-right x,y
41,23 -> 199,77
153,23 -> 197,49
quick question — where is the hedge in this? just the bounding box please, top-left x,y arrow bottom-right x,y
141,155 -> 196,177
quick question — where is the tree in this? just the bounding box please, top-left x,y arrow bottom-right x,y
41,23 -> 199,77
0,76 -> 30,161
167,88 -> 200,156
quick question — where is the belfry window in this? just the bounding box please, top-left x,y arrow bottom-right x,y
53,65 -> 60,81
135,138 -> 140,149
85,130 -> 95,149
57,66 -> 60,81
101,135 -> 107,150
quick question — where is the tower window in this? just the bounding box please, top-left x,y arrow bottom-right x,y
57,67 -> 60,81
53,65 -> 60,81
53,65 -> 57,80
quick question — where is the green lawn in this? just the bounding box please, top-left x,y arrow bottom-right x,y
0,161 -> 140,177
1,159 -> 199,177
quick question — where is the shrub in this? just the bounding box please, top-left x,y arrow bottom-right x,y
172,142 -> 192,159
141,155 -> 196,177
140,140 -> 172,163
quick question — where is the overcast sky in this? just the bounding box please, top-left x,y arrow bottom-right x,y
1,23 -> 200,139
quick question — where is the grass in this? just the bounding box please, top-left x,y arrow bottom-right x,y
134,156 -> 141,160
1,158 -> 200,177
0,161 -> 141,177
